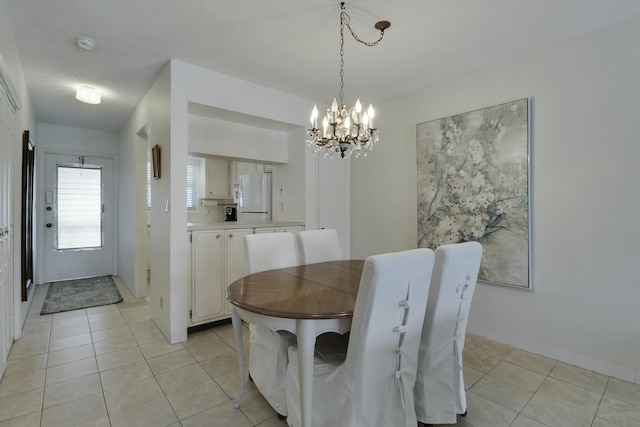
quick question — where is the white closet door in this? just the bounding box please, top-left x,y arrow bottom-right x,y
0,84 -> 17,376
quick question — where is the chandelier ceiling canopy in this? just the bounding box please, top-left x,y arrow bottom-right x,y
307,2 -> 390,159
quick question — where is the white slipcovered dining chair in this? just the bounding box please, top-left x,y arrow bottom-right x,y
244,232 -> 299,417
297,228 -> 342,264
414,242 -> 483,425
285,248 -> 436,427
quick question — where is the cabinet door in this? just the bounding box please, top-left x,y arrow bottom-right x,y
206,158 -> 231,198
224,228 -> 254,314
191,230 -> 225,323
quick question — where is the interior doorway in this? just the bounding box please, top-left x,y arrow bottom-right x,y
20,130 -> 35,301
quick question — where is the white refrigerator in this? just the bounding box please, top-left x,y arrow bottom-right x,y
237,172 -> 272,221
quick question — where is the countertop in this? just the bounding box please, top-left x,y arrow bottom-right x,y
187,220 -> 305,231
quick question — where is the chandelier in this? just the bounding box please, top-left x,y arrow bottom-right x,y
307,2 -> 390,159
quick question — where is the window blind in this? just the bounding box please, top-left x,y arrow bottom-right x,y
187,158 -> 200,209
146,160 -> 151,209
56,165 -> 102,250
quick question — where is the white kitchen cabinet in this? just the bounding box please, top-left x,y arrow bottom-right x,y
225,228 -> 252,285
205,158 -> 231,198
190,224 -> 304,326
191,230 -> 225,324
224,228 -> 254,313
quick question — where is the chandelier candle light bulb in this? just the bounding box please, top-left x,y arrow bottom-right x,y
311,105 -> 318,129
306,2 -> 389,159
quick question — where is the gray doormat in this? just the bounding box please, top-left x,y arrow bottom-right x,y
40,275 -> 123,315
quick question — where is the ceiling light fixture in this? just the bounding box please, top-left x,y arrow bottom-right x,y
74,36 -> 101,104
307,2 -> 390,159
76,85 -> 101,104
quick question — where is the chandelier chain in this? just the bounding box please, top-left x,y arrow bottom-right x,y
339,8 -> 345,106
341,8 -> 386,47
338,2 -> 386,106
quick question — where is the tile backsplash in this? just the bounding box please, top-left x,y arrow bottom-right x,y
188,203 -> 235,223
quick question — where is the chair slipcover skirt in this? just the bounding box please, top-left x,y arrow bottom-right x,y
414,242 -> 482,425
244,232 -> 299,416
286,248 -> 435,427
249,324 -> 294,416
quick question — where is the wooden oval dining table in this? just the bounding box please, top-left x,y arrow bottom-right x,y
226,259 -> 365,427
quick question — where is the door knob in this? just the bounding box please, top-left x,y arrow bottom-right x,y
46,223 -> 52,228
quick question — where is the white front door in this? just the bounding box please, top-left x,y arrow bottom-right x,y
42,153 -> 116,282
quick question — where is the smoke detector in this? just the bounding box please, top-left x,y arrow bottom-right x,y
76,36 -> 96,50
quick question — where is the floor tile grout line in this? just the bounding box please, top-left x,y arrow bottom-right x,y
507,354 -> 553,427
7,286 -> 640,426
589,376 -> 611,427
471,345 -> 590,427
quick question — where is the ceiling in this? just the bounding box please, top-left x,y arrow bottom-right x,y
5,0 -> 640,132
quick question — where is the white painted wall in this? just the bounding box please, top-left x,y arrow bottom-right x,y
168,60 -> 326,342
118,64 -> 171,338
271,128 -> 306,222
352,16 -> 640,380
0,0 -> 36,346
188,115 -> 287,163
120,60 -> 330,343
117,116 -> 150,300
301,134 -> 351,258
36,123 -> 118,154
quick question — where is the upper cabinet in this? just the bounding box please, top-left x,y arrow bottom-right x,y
231,161 -> 265,183
196,158 -> 267,201
205,158 -> 231,199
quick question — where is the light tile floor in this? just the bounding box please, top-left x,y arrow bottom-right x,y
1,277 -> 639,426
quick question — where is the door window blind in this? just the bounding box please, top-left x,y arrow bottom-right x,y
56,165 -> 103,250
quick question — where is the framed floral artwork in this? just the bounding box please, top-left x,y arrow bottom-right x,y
416,98 -> 531,289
